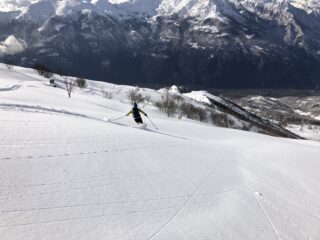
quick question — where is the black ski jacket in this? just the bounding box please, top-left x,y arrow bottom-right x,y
127,107 -> 147,119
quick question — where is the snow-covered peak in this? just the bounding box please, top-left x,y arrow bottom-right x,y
228,0 -> 320,16
17,0 -> 55,22
0,0 -> 160,22
183,91 -> 212,105
0,0 -> 39,12
289,0 -> 320,14
157,0 -> 320,20
55,0 -> 97,16
1,0 -> 319,23
5,0 -> 118,22
169,85 -> 181,94
109,0 -> 161,15
158,0 -> 244,20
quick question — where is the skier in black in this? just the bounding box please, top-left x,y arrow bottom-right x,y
127,102 -> 147,124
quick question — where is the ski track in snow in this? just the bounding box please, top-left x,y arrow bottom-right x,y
0,103 -> 91,118
0,144 -> 181,161
1,64 -> 320,239
257,195 -> 313,240
148,157 -> 226,239
0,85 -> 21,91
0,103 -> 191,141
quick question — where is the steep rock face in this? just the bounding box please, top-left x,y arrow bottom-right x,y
0,0 -> 320,88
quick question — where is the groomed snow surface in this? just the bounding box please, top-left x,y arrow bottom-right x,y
0,64 -> 320,240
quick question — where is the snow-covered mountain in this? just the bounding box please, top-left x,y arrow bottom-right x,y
0,0 -> 320,88
1,0 -> 320,18
0,0 -> 159,20
1,63 -> 320,240
0,0 -> 318,22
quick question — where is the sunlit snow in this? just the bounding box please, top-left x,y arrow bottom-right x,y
0,64 -> 320,239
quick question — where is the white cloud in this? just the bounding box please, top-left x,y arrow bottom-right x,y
0,0 -> 39,12
0,35 -> 27,56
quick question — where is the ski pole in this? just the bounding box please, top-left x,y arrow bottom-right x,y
110,115 -> 127,121
147,116 -> 158,130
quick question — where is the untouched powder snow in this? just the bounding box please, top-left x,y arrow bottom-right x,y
0,64 -> 320,240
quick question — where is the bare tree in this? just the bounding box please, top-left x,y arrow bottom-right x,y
75,78 -> 87,88
210,111 -> 229,127
101,87 -> 113,99
64,77 -> 73,98
279,117 -> 288,127
5,63 -> 13,70
127,88 -> 144,104
179,102 -> 208,122
197,107 -> 208,122
155,92 -> 179,117
4,59 -> 13,70
34,64 -> 53,78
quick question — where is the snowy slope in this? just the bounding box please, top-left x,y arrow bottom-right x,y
290,0 -> 320,14
1,64 -> 320,240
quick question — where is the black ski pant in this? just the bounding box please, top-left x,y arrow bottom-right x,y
134,117 -> 143,124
